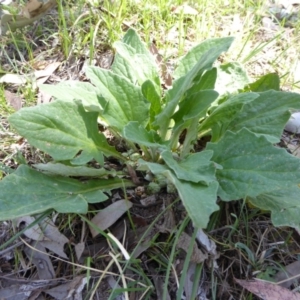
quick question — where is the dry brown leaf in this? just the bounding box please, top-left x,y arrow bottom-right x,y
235,278 -> 300,300
16,216 -> 46,241
196,228 -> 219,260
140,194 -> 157,206
173,4 -> 198,15
24,241 -> 55,280
177,232 -> 207,263
184,263 -> 208,300
4,90 -> 22,110
40,217 -> 69,245
22,0 -> 42,18
89,200 -> 133,238
287,144 -> 300,158
17,216 -> 69,259
150,267 -> 171,300
1,0 -> 57,34
0,73 -> 32,84
40,217 -> 69,259
45,276 -> 87,300
38,89 -> 53,104
39,240 -> 69,259
75,242 -> 85,261
35,61 -> 61,84
0,276 -> 52,300
107,276 -> 125,300
274,261 -> 300,288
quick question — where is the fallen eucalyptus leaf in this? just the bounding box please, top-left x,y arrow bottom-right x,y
45,275 -> 87,300
274,261 -> 300,288
235,278 -> 300,300
177,232 -> 207,263
1,0 -> 57,35
89,200 -> 133,238
24,241 -> 55,280
15,216 -> 46,241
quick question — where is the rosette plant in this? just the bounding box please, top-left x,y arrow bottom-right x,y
1,29 -> 300,231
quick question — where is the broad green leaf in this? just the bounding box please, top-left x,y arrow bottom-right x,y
246,73 -> 280,92
123,121 -> 167,149
122,28 -> 152,58
171,90 -> 219,149
161,150 -> 216,184
86,67 -> 150,131
185,67 -> 217,96
199,93 -> 259,141
112,42 -> 160,87
0,165 -> 133,220
226,90 -> 300,143
111,29 -> 160,87
154,37 -> 234,138
174,37 -> 235,79
33,162 -> 117,177
248,185 -> 300,231
141,79 -> 162,127
39,81 -> 102,111
9,100 -> 124,164
206,128 -> 300,201
138,160 -> 219,228
215,62 -> 249,95
173,90 -> 219,129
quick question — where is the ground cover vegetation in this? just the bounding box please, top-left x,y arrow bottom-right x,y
1,0 -> 300,299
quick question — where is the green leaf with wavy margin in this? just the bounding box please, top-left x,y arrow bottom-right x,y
161,150 -> 216,184
86,67 -> 150,132
154,37 -> 234,138
138,160 -> 219,229
248,185 -> 300,231
0,165 -> 133,220
174,37 -> 235,79
9,100 -> 124,164
39,81 -> 102,112
226,90 -> 300,143
206,128 -> 300,200
33,162 -> 117,177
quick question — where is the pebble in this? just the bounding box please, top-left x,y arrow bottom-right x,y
285,112 -> 300,133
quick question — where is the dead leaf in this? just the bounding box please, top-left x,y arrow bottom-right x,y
196,228 -> 219,260
1,0 -> 57,34
24,241 -> 55,280
184,263 -> 208,300
45,275 -> 87,300
235,278 -> 300,300
287,144 -> 300,158
37,89 -> 52,104
39,240 -> 69,259
26,0 -> 42,14
4,90 -> 22,110
75,242 -> 85,261
150,267 -> 171,300
0,73 -> 32,84
177,232 -> 207,264
0,276 -> 52,300
140,194 -> 157,206
16,216 -> 46,241
173,4 -> 198,15
40,217 -> 69,245
157,194 -> 176,232
89,200 -> 133,238
274,261 -> 300,288
35,61 -> 61,84
107,276 -> 125,300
